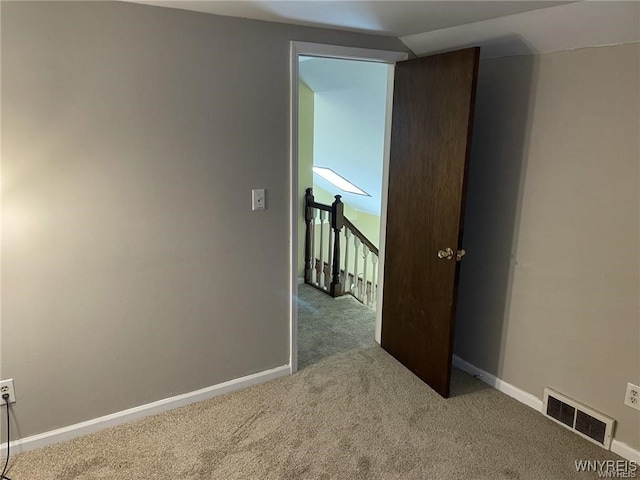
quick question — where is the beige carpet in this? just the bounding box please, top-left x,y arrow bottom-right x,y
4,344 -> 621,479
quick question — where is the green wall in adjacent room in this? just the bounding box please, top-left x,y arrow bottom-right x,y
297,80 -> 314,277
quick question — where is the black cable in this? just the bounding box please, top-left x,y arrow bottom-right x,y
1,394 -> 11,480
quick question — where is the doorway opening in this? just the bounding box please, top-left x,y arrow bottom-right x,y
289,42 -> 408,373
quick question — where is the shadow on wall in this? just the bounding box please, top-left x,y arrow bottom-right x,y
454,37 -> 539,378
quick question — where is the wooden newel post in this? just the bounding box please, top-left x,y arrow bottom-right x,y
304,188 -> 314,284
330,195 -> 344,297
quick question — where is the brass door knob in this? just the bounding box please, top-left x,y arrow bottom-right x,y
456,249 -> 466,261
437,248 -> 454,260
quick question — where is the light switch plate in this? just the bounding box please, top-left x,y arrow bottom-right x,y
252,189 -> 265,211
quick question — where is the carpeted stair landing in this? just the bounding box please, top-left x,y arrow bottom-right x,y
297,283 -> 377,369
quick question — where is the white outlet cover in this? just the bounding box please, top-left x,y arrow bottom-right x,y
624,382 -> 640,411
0,378 -> 16,404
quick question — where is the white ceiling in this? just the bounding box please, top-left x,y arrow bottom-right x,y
403,1 -> 640,58
128,1 -> 571,37
300,56 -> 383,93
128,1 -> 639,58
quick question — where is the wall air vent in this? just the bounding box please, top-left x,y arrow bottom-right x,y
543,387 -> 615,450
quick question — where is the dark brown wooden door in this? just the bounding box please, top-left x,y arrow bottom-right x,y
381,48 -> 480,398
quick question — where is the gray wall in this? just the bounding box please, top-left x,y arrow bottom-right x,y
0,1 -> 409,438
456,43 -> 640,449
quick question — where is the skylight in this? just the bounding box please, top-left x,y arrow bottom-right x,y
312,167 -> 370,196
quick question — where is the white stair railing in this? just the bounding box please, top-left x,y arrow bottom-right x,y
304,188 -> 378,309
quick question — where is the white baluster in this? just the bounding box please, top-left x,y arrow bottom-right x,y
318,210 -> 326,288
362,246 -> 370,304
310,209 -> 316,284
353,236 -> 360,296
371,254 -> 378,309
342,228 -> 351,293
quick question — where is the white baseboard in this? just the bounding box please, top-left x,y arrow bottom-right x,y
452,355 -> 543,411
611,440 -> 640,464
452,355 -> 640,463
0,364 -> 290,456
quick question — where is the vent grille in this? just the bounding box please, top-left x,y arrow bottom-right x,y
575,410 -> 607,444
543,388 -> 615,449
546,395 -> 575,427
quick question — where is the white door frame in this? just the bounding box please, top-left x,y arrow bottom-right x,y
289,41 -> 408,373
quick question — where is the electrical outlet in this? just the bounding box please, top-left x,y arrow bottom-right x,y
0,379 -> 16,405
624,382 -> 640,411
